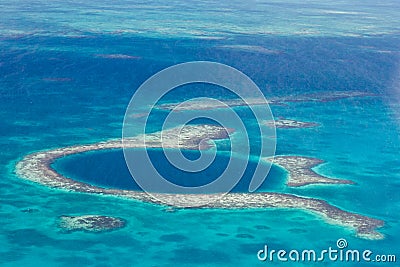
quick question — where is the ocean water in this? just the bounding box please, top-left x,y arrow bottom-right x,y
1,0 -> 400,266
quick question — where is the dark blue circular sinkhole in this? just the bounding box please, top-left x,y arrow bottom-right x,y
52,148 -> 285,193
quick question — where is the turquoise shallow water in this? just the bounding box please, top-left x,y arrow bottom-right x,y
1,0 -> 400,266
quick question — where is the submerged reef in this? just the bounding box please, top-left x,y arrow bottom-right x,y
157,97 -> 272,111
274,91 -> 376,103
216,45 -> 283,55
157,91 -> 376,111
59,215 -> 126,232
15,124 -> 384,240
95,54 -> 140,59
264,118 -> 320,129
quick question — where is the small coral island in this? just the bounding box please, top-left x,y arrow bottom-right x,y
264,118 -> 320,129
59,215 -> 126,232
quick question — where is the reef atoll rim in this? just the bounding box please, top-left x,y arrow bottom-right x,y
15,124 -> 384,240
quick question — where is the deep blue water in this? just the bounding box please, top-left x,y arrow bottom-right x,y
53,148 -> 286,193
1,1 -> 400,266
